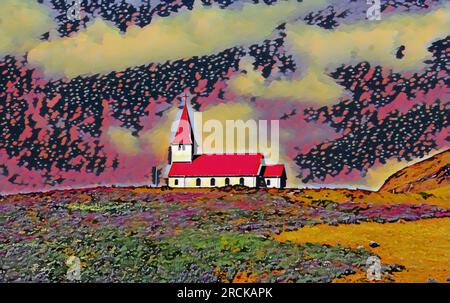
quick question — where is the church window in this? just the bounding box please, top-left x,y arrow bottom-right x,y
196,178 -> 201,186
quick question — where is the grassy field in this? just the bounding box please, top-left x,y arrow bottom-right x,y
275,218 -> 450,282
1,186 -> 449,283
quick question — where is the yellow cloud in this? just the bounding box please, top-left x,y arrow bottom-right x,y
229,57 -> 343,103
0,0 -> 54,55
230,7 -> 449,104
107,126 -> 140,155
141,107 -> 180,160
199,102 -> 255,131
195,102 -> 256,154
287,7 -> 450,73
28,0 -> 326,78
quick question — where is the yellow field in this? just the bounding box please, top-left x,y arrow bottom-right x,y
277,187 -> 450,209
274,218 -> 450,283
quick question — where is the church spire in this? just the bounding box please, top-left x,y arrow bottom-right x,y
171,93 -> 193,145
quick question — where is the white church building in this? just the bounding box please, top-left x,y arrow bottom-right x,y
167,98 -> 286,188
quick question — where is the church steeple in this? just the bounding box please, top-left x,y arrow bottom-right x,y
171,95 -> 193,145
169,93 -> 195,163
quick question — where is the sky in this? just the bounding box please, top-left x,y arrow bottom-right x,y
0,0 -> 449,193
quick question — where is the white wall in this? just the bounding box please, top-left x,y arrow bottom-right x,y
265,177 -> 281,188
168,176 -> 257,188
170,144 -> 192,162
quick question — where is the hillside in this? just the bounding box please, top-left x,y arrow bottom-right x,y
379,150 -> 450,194
1,186 -> 450,282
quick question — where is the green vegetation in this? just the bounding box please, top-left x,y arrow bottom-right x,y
1,227 -> 369,282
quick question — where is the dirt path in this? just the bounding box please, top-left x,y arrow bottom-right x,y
274,218 -> 450,282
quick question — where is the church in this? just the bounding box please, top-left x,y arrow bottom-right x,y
167,97 -> 287,188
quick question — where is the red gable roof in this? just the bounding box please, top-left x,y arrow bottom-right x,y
172,102 -> 193,144
262,164 -> 285,177
168,154 -> 263,177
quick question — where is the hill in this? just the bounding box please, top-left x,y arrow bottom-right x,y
1,186 -> 450,282
379,150 -> 450,194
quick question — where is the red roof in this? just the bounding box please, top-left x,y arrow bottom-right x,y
168,154 -> 263,177
172,102 -> 193,144
262,164 -> 285,177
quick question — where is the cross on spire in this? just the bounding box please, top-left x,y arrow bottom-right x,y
181,92 -> 191,106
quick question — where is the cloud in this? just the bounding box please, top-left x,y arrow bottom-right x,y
286,6 -> 450,73
0,0 -> 54,56
229,57 -> 344,104
194,101 -> 256,154
141,107 -> 180,160
28,0 -> 326,78
230,6 -> 450,104
107,126 -> 140,155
